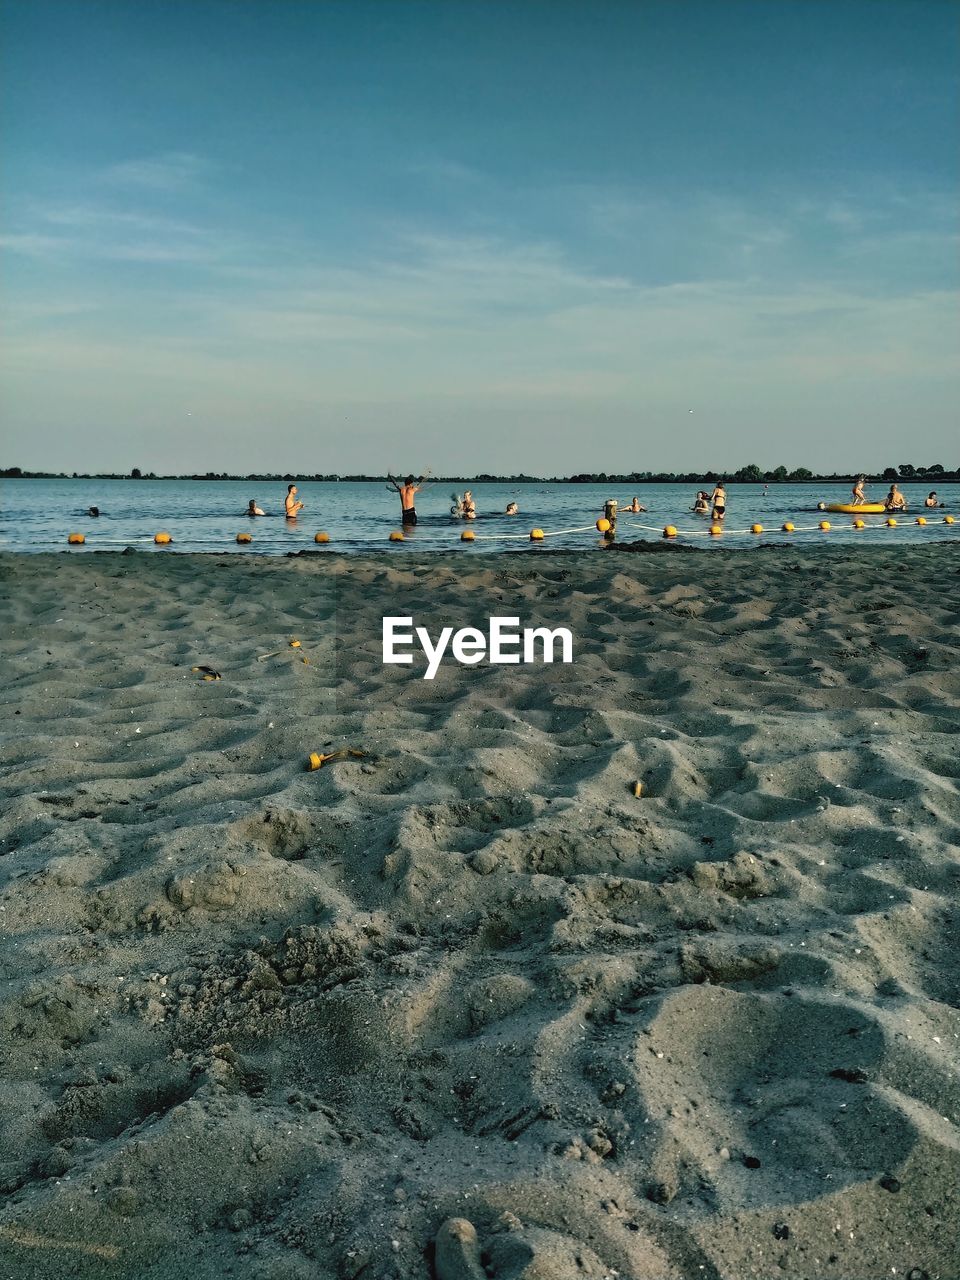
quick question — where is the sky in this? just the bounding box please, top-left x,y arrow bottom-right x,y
1,0 -> 957,476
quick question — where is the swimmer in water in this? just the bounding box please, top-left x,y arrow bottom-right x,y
925,491 -> 942,508
622,496 -> 646,513
851,477 -> 866,506
284,484 -> 304,519
692,491 -> 709,514
246,499 -> 266,516
87,506 -> 100,518
885,483 -> 907,512
710,482 -> 727,521
461,490 -> 476,519
505,502 -> 519,515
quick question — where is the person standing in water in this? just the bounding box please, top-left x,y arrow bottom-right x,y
461,490 -> 476,519
710,481 -> 727,521
284,484 -> 304,519
387,472 -> 427,526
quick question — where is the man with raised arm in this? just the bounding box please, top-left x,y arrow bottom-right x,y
387,470 -> 429,526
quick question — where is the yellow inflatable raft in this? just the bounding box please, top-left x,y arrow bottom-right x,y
824,503 -> 887,514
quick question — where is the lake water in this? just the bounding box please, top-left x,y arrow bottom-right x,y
1,477 -> 957,553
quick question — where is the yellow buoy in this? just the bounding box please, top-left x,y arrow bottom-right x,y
154,531 -> 172,545
314,531 -> 330,543
596,517 -> 611,533
915,516 -> 926,525
460,529 -> 475,542
289,639 -> 301,648
819,521 -> 831,531
306,752 -> 323,771
945,515 -> 955,524
67,532 -> 85,545
389,531 -> 405,542
751,524 -> 763,535
663,525 -> 677,538
709,524 -> 722,536
782,522 -> 795,533
530,528 -> 544,540
853,518 -> 865,529
236,532 -> 252,543
886,517 -> 897,527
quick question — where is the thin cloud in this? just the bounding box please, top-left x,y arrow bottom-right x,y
0,232 -> 74,257
2,201 -> 233,266
100,151 -> 208,190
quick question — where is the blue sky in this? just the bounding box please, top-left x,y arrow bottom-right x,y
1,0 -> 957,475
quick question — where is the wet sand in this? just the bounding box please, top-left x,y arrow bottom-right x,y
1,544 -> 958,1279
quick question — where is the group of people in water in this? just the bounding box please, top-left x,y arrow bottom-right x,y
849,478 -> 944,511
692,484 -> 727,520
243,484 -> 304,519
240,475 -> 521,526
195,476 -> 954,529
81,477 -> 949,532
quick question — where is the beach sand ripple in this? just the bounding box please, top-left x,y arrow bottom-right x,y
1,547 -> 958,1278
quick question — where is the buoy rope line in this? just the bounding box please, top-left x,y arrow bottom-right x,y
62,516 -> 958,547
466,523 -> 600,540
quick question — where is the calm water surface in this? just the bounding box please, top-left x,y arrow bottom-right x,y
1,478 -> 957,553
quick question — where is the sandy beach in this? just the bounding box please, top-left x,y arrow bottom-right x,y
1,543 -> 958,1280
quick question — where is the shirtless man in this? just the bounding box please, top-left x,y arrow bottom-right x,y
285,484 -> 304,519
885,483 -> 907,512
387,472 -> 427,526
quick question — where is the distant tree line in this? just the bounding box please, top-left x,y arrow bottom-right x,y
1,463 -> 956,483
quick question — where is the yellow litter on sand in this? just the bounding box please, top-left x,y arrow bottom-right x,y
632,780 -> 643,798
307,748 -> 368,771
258,639 -> 308,661
191,665 -> 221,681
